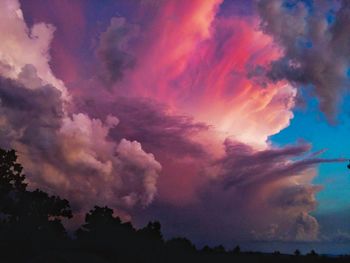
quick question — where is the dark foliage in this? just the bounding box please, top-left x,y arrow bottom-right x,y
0,148 -> 72,261
0,148 -> 349,263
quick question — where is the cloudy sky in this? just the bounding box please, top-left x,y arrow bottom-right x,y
1,0 -> 350,254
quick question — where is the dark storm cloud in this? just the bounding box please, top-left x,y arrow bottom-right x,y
0,66 -> 161,216
0,65 -> 63,152
270,184 -> 321,211
218,140 -> 344,189
257,0 -> 350,120
97,17 -> 138,86
78,96 -> 209,158
0,71 -> 62,120
136,139 -> 344,244
3,0 -> 347,247
76,91 -> 346,244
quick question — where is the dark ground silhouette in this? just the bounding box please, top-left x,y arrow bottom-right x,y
0,148 -> 348,263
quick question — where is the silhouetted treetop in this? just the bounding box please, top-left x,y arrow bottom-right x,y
307,249 -> 318,257
138,221 -> 163,241
166,237 -> 196,253
86,206 -> 121,226
0,149 -> 26,213
0,148 -> 349,262
19,189 -> 72,220
76,205 -> 136,242
0,148 -> 72,241
0,148 -> 26,190
213,245 -> 226,253
232,245 -> 241,254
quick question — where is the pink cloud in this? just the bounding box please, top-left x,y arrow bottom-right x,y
90,0 -> 340,241
0,0 -> 346,244
96,0 -> 295,148
0,0 -> 162,221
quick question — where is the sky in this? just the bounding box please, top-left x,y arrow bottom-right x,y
0,0 -> 350,254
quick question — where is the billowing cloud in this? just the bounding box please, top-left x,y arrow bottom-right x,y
0,71 -> 161,216
257,0 -> 350,120
58,113 -> 161,209
0,0 -> 162,220
0,0 -> 69,100
94,0 -> 295,148
78,0 -> 342,243
76,96 -> 217,205
0,0 -> 345,247
137,140 -> 344,244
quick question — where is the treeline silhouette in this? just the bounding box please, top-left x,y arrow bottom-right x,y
0,148 -> 348,263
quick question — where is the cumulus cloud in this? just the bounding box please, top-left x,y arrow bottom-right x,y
270,184 -> 321,212
0,0 -> 69,100
58,114 -> 161,209
0,0 -> 162,220
136,139 -> 345,244
83,0 -> 344,242
294,212 -> 319,241
0,68 -> 63,150
75,96 -> 214,205
0,71 -> 161,215
0,0 -> 345,247
202,140 -> 342,241
257,0 -> 350,120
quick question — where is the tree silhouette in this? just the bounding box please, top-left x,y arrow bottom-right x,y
0,148 -> 27,217
213,245 -> 226,254
138,221 -> 163,241
233,245 -> 241,255
76,205 -> 139,262
0,148 -> 72,243
13,189 -> 72,239
136,221 -> 164,261
0,147 -> 349,262
307,249 -> 318,257
76,205 -> 135,242
166,237 -> 196,253
0,148 -> 73,262
202,245 -> 212,253
77,206 -> 121,236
